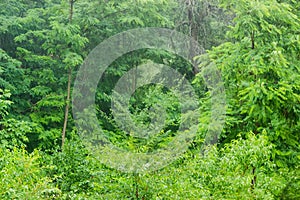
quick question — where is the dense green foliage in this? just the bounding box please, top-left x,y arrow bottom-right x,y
0,0 -> 299,199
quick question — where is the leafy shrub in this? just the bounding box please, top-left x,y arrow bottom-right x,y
122,133 -> 292,199
0,147 -> 60,199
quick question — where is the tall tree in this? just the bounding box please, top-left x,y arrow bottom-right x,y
196,0 -> 300,178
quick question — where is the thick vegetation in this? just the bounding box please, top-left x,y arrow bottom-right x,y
0,0 -> 299,199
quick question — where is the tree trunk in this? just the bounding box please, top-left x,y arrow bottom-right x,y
187,0 -> 199,74
62,0 -> 75,148
62,68 -> 72,148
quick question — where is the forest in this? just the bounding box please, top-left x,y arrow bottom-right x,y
0,0 -> 299,199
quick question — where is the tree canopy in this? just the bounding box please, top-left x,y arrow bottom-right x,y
0,0 -> 299,199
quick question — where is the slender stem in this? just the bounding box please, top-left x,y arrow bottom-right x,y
134,173 -> 139,199
251,166 -> 256,190
251,31 -> 255,49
